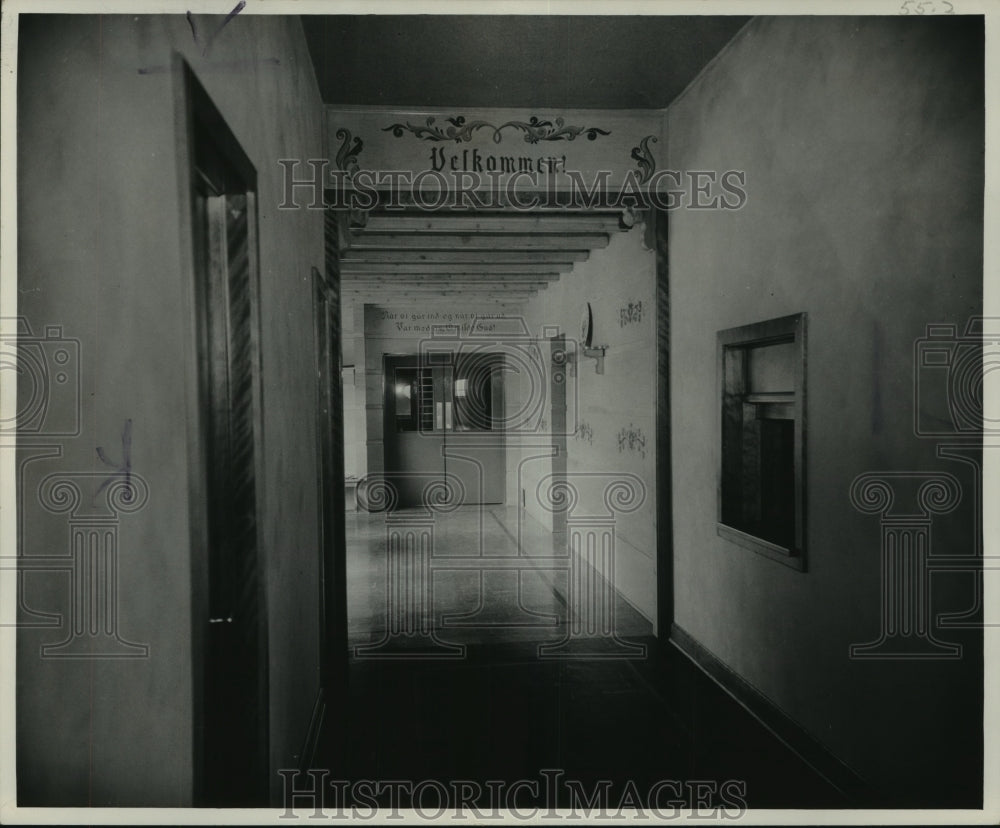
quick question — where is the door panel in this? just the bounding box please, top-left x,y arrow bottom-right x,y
445,442 -> 503,504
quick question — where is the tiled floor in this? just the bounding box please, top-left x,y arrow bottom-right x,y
318,505 -> 847,810
345,504 -> 653,651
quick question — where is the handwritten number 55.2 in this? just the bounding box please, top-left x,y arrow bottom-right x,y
900,0 -> 955,13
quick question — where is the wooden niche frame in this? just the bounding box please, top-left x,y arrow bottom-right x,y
717,312 -> 807,571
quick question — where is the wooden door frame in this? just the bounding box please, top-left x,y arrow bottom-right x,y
654,209 -> 674,638
175,55 -> 269,805
315,217 -> 349,772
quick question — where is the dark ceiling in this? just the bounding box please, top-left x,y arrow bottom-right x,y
301,15 -> 751,110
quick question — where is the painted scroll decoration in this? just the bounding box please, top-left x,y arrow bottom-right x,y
631,134 -> 657,185
335,127 -> 364,176
382,115 -> 612,144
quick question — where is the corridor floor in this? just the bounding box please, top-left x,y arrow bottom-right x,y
316,505 -> 848,811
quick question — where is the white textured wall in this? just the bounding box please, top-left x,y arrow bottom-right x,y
16,14 -> 325,805
667,15 -> 982,801
518,227 -> 658,626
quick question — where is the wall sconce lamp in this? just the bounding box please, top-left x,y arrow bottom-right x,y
579,302 -> 608,375
562,346 -> 606,377
581,344 -> 607,375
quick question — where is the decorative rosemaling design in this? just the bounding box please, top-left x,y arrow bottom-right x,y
382,115 -> 611,144
616,423 -> 648,460
576,421 -> 595,446
334,127 -> 364,176
631,134 -> 658,185
618,300 -> 643,328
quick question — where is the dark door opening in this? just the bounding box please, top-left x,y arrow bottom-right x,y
184,63 -> 268,807
314,258 -> 348,719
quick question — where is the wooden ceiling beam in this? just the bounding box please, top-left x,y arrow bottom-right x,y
357,214 -> 624,235
344,281 -> 544,290
342,292 -> 536,302
340,262 -> 568,276
339,249 -> 589,264
363,208 -> 625,219
345,233 -> 610,251
342,281 -> 538,290
343,276 -> 552,285
343,286 -> 535,292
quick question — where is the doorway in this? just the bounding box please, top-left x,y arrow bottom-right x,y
383,351 -> 506,508
183,62 -> 268,806
331,201 -> 669,651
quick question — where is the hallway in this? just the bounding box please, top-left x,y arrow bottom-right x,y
8,8 -> 988,817
319,505 -> 847,811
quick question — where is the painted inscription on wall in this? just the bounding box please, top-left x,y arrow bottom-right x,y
429,147 -> 569,175
576,421 -> 595,446
377,309 -> 511,335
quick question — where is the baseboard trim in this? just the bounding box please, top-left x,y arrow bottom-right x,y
298,686 -> 326,774
669,623 -> 871,805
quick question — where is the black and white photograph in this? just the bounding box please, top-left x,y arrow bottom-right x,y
0,0 -> 995,823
